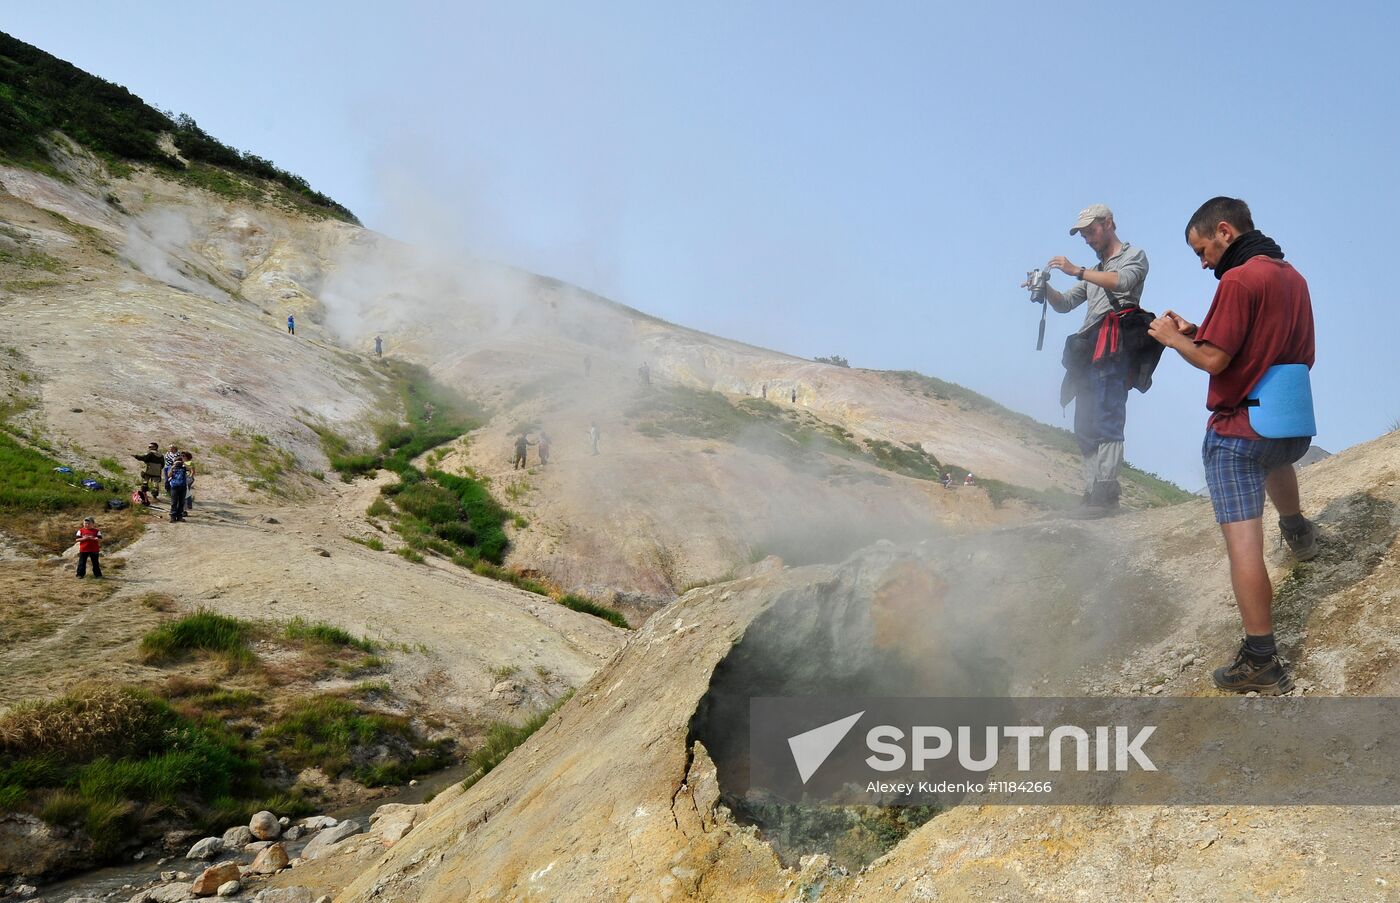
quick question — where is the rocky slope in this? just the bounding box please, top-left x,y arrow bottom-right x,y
336,431 -> 1400,902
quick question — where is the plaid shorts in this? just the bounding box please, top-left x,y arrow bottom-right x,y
1202,430 -> 1311,524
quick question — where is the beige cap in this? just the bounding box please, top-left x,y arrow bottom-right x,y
1069,203 -> 1113,235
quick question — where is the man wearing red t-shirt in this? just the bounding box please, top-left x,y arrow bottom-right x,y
1148,196 -> 1318,695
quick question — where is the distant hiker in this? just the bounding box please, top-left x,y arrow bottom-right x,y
584,355 -> 592,377
167,459 -> 190,522
133,442 -> 164,501
638,361 -> 651,386
941,471 -> 953,489
589,422 -> 600,456
964,472 -> 976,487
374,335 -> 383,356
75,516 -> 103,579
1041,204 -> 1157,518
513,434 -> 532,470
762,383 -> 768,399
287,314 -> 296,335
791,387 -> 798,404
1149,197 -> 1318,696
181,451 -> 196,511
538,431 -> 552,466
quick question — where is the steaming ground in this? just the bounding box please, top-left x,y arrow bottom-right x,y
9,143 -> 1397,900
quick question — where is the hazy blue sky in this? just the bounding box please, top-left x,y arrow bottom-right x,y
9,2 -> 1395,488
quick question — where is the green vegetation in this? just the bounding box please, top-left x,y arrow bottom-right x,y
212,431 -> 299,497
0,686 -> 261,857
461,692 -> 572,792
0,430 -> 112,512
865,438 -> 942,481
0,31 -> 356,221
315,361 -> 485,481
259,696 -> 451,787
283,617 -> 375,652
558,594 -> 629,629
813,355 -> 851,367
348,535 -> 386,551
139,609 -> 255,669
0,247 -> 63,272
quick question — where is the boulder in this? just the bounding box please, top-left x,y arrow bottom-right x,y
282,824 -> 304,841
248,810 -> 281,840
244,840 -> 273,853
184,837 -> 223,860
220,825 -> 253,849
129,883 -> 194,903
297,815 -> 337,831
253,887 -> 314,903
217,880 -> 242,897
299,818 -> 362,860
191,861 -> 241,895
245,842 -> 290,875
370,805 -> 418,846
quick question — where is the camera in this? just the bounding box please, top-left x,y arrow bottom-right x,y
1022,268 -> 1050,302
1021,268 -> 1051,350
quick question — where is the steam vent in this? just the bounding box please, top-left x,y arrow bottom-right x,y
339,526 -> 1186,901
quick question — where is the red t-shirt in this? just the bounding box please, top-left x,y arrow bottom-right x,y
1194,256 -> 1315,438
76,526 -> 102,553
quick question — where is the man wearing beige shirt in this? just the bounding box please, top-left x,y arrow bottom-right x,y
1042,203 -> 1150,516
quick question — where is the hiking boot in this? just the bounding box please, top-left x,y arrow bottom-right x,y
1279,517 -> 1319,562
1211,645 -> 1295,695
1066,482 -> 1121,519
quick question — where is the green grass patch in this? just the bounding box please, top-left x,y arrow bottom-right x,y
0,686 -> 261,858
283,617 -> 375,652
348,535 -> 385,551
258,695 -> 450,786
212,431 -> 299,497
462,692 -> 571,792
139,609 -> 255,668
557,594 -> 629,628
0,247 -> 63,272
0,429 -> 115,512
465,560 -> 551,596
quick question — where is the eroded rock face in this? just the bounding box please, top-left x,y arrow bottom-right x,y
0,813 -> 90,880
333,475 -> 1400,902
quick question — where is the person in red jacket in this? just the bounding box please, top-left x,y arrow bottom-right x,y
75,516 -> 103,579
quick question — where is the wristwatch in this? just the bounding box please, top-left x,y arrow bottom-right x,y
1077,266 -> 1087,279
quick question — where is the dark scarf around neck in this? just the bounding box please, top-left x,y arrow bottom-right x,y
1214,229 -> 1285,280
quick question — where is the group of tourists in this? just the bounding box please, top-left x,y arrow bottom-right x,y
1038,197 -> 1318,696
512,423 -> 603,469
74,441 -> 197,580
131,442 -> 196,522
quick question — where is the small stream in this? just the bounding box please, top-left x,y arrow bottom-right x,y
33,761 -> 476,901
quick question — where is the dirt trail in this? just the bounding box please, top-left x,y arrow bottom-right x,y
0,474 -> 626,721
